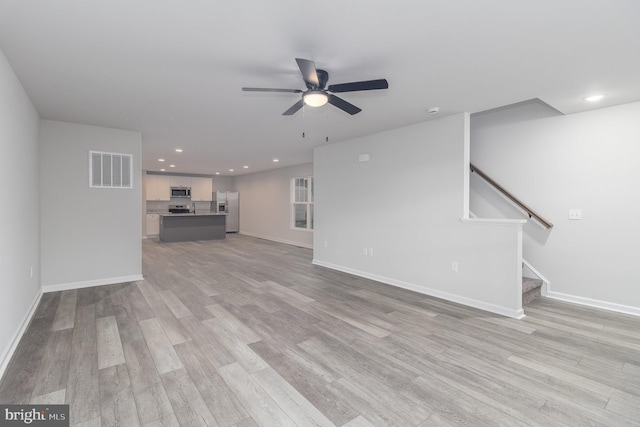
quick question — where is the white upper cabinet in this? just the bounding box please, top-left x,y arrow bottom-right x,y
169,176 -> 192,187
146,175 -> 171,201
191,177 -> 213,201
146,174 -> 212,201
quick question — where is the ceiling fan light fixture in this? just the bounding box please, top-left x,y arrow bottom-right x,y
303,91 -> 328,107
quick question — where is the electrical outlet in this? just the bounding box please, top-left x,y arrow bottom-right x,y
452,261 -> 459,273
368,248 -> 374,256
568,209 -> 582,220
363,248 -> 368,255
324,240 -> 328,248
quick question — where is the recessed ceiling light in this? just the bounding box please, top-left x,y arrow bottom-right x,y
229,169 -> 234,172
158,158 -> 165,162
428,107 -> 440,115
584,93 -> 606,102
273,158 -> 279,162
160,168 -> 165,172
175,148 -> 183,153
215,172 -> 220,175
170,164 -> 175,168
243,165 -> 249,169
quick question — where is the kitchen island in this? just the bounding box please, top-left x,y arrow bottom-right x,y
159,213 -> 226,242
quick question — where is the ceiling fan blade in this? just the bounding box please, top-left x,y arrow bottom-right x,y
282,99 -> 304,116
327,79 -> 389,93
328,94 -> 362,115
295,58 -> 319,88
242,87 -> 302,93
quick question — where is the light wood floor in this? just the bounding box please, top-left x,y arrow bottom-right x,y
1,235 -> 639,426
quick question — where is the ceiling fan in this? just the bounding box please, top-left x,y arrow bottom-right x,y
242,58 -> 388,115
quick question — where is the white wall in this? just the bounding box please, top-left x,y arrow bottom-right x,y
213,175 -> 233,193
40,120 -> 143,291
0,48 -> 41,374
313,114 -> 525,318
471,100 -> 640,314
233,163 -> 313,248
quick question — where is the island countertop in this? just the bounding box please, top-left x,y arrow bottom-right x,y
159,212 -> 226,217
159,212 -> 226,242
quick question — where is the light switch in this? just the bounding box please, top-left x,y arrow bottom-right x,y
568,209 -> 582,220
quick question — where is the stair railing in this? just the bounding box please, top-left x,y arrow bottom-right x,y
470,163 -> 553,229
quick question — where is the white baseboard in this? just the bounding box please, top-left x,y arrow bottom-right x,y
0,290 -> 43,381
312,259 -> 524,319
546,291 -> 640,317
239,231 -> 313,249
42,274 -> 144,293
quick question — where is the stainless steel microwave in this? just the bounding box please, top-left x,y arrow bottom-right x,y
171,187 -> 191,198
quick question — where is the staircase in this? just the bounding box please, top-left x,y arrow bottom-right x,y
469,164 -> 550,309
522,277 -> 543,305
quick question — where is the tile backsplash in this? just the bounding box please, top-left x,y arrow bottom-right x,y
147,199 -> 213,213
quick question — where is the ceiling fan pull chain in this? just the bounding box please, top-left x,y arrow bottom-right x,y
302,104 -> 306,139
325,106 -> 329,142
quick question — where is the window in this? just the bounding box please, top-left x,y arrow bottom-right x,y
291,176 -> 313,230
90,151 -> 133,188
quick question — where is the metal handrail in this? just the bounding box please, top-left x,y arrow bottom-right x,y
470,163 -> 553,229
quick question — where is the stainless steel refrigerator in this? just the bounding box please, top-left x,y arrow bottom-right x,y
214,191 -> 239,232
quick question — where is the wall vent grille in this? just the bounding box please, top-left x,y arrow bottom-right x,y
90,151 -> 133,188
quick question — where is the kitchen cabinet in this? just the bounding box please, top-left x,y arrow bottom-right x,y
170,176 -> 192,187
191,177 -> 213,201
146,175 -> 170,201
146,213 -> 160,236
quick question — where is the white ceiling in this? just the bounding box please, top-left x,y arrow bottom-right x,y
1,1 -> 639,176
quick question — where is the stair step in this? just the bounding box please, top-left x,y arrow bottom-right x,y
522,277 -> 543,305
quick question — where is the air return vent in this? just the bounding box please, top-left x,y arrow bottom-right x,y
90,151 -> 133,188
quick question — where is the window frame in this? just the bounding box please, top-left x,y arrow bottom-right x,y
291,176 -> 313,231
